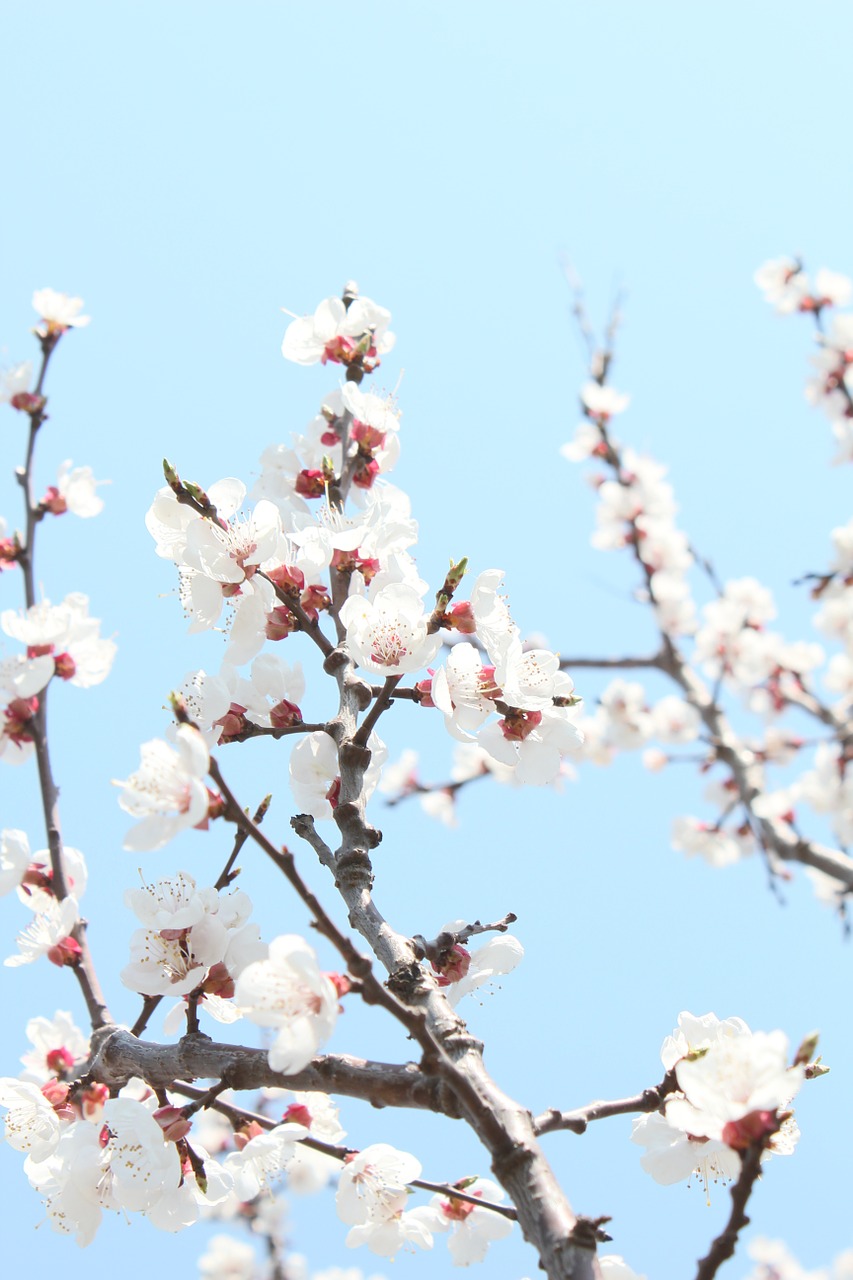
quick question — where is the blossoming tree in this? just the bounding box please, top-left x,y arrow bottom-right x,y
0,268 -> 849,1280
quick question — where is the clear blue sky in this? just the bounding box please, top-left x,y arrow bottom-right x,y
2,3 -> 853,1278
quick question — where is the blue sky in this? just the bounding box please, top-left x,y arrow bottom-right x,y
2,3 -> 853,1278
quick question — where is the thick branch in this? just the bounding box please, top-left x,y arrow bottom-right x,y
89,1028 -> 461,1114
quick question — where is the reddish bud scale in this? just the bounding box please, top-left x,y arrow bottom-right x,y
27,644 -> 54,659
234,1120 -> 264,1149
321,336 -> 357,366
154,1105 -> 193,1143
266,604 -> 298,641
53,652 -> 76,681
270,698 -> 302,729
283,1103 -> 313,1128
203,961 -> 235,999
721,1110 -> 777,1150
79,1081 -> 109,1120
205,790 -> 226,822
499,709 -> 543,742
433,943 -> 472,986
42,486 -> 68,516
351,421 -> 386,450
325,777 -> 341,809
214,704 -> 248,741
266,564 -> 305,593
353,458 -> 380,490
0,538 -> 19,568
326,971 -> 352,999
448,602 -> 476,634
442,1195 -> 477,1222
46,1045 -> 76,1075
4,696 -> 39,743
47,936 -> 83,968
295,469 -> 327,498
10,392 -> 46,414
414,676 -> 435,707
300,584 -> 329,618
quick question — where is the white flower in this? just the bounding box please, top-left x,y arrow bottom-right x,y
0,1078 -> 64,1160
630,1110 -> 741,1193
1,594 -> 116,691
282,293 -> 395,366
754,258 -> 809,313
224,1121 -> 308,1200
0,361 -> 33,403
437,923 -> 524,1006
580,382 -> 630,418
114,725 -> 211,852
53,460 -> 105,518
660,1011 -> 751,1072
290,730 -> 386,821
20,1011 -> 89,1083
599,1258 -> 648,1280
5,896 -> 79,967
337,1144 -> 434,1257
32,288 -> 91,334
340,584 -> 441,676
671,1030 -> 803,1142
198,1234 -> 259,1280
0,828 -> 30,895
417,1177 -> 513,1265
235,934 -> 339,1073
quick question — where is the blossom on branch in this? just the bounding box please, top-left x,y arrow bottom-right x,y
114,724 -> 213,852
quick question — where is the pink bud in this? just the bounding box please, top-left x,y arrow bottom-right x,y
79,1081 -> 109,1121
326,971 -> 352,999
203,962 -> 235,999
433,944 -> 472,986
295,469 -> 327,498
499,709 -> 543,742
352,458 -> 380,490
270,698 -> 303,729
42,486 -> 68,515
265,604 -> 298,641
154,1105 -> 192,1143
10,392 -> 46,415
266,563 -> 305,593
234,1120 -> 265,1149
447,602 -> 476,634
721,1110 -> 777,1150
47,936 -> 83,967
46,1045 -> 76,1075
53,652 -> 76,681
283,1102 -> 313,1128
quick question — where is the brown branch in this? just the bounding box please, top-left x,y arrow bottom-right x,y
694,1140 -> 765,1280
89,1028 -> 460,1114
533,1073 -> 677,1136
169,1078 -> 515,1219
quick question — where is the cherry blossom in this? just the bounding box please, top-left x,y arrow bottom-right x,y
339,584 -> 441,676
0,828 -> 30,896
198,1234 -> 260,1280
5,896 -> 79,967
281,291 -> 395,368
114,724 -> 212,852
20,1011 -> 89,1083
336,1144 -> 434,1258
32,288 -> 91,335
417,1177 -> 513,1265
1,593 -> 116,692
47,461 -> 105,518
0,1077 -> 66,1160
235,934 -> 339,1073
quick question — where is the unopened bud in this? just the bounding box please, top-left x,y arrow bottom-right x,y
793,1031 -> 820,1067
154,1104 -> 192,1143
47,935 -> 83,968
